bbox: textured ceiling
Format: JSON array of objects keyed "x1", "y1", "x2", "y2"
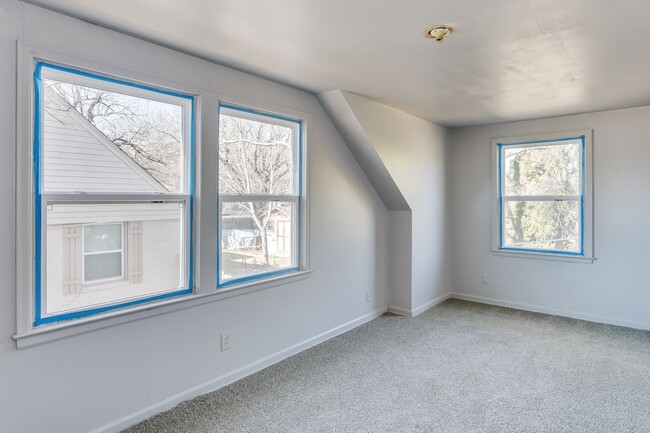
[{"x1": 25, "y1": 0, "x2": 650, "y2": 127}]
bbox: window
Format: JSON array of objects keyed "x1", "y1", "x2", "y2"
[
  {"x1": 217, "y1": 105, "x2": 302, "y2": 287},
  {"x1": 34, "y1": 62, "x2": 194, "y2": 325},
  {"x1": 16, "y1": 48, "x2": 310, "y2": 343},
  {"x1": 83, "y1": 223, "x2": 124, "y2": 284},
  {"x1": 493, "y1": 131, "x2": 593, "y2": 259}
]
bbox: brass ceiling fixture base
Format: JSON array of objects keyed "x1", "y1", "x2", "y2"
[{"x1": 424, "y1": 25, "x2": 453, "y2": 42}]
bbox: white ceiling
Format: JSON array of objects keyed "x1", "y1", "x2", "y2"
[{"x1": 26, "y1": 0, "x2": 650, "y2": 127}]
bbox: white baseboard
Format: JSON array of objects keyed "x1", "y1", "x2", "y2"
[
  {"x1": 90, "y1": 306, "x2": 388, "y2": 433},
  {"x1": 451, "y1": 292, "x2": 650, "y2": 331},
  {"x1": 412, "y1": 293, "x2": 451, "y2": 317},
  {"x1": 389, "y1": 293, "x2": 451, "y2": 317},
  {"x1": 387, "y1": 305, "x2": 411, "y2": 316}
]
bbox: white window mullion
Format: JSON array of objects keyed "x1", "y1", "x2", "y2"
[
  {"x1": 502, "y1": 195, "x2": 580, "y2": 202},
  {"x1": 219, "y1": 194, "x2": 298, "y2": 203},
  {"x1": 42, "y1": 193, "x2": 190, "y2": 204}
]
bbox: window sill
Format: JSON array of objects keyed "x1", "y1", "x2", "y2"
[
  {"x1": 13, "y1": 270, "x2": 313, "y2": 349},
  {"x1": 491, "y1": 249, "x2": 594, "y2": 264}
]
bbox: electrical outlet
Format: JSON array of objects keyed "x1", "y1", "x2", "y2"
[
  {"x1": 220, "y1": 333, "x2": 231, "y2": 351},
  {"x1": 366, "y1": 291, "x2": 370, "y2": 302},
  {"x1": 482, "y1": 273, "x2": 489, "y2": 285}
]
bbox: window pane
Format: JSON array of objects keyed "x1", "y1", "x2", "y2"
[
  {"x1": 503, "y1": 142, "x2": 580, "y2": 196},
  {"x1": 84, "y1": 224, "x2": 122, "y2": 253},
  {"x1": 218, "y1": 113, "x2": 294, "y2": 195},
  {"x1": 45, "y1": 202, "x2": 184, "y2": 316},
  {"x1": 220, "y1": 201, "x2": 296, "y2": 283},
  {"x1": 503, "y1": 200, "x2": 580, "y2": 252},
  {"x1": 84, "y1": 252, "x2": 122, "y2": 282},
  {"x1": 42, "y1": 67, "x2": 185, "y2": 193}
]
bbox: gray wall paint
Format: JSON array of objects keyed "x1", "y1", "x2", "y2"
[
  {"x1": 318, "y1": 90, "x2": 410, "y2": 211},
  {"x1": 339, "y1": 92, "x2": 451, "y2": 311},
  {"x1": 0, "y1": 2, "x2": 390, "y2": 432},
  {"x1": 450, "y1": 106, "x2": 650, "y2": 329}
]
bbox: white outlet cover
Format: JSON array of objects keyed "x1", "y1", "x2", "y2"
[{"x1": 221, "y1": 333, "x2": 231, "y2": 351}]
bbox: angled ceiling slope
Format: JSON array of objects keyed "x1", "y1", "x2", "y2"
[{"x1": 319, "y1": 90, "x2": 409, "y2": 211}]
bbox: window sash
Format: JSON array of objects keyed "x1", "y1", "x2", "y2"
[
  {"x1": 217, "y1": 197, "x2": 300, "y2": 286},
  {"x1": 217, "y1": 106, "x2": 302, "y2": 287},
  {"x1": 34, "y1": 62, "x2": 195, "y2": 323},
  {"x1": 498, "y1": 139, "x2": 585, "y2": 255},
  {"x1": 219, "y1": 194, "x2": 298, "y2": 203},
  {"x1": 502, "y1": 195, "x2": 580, "y2": 201},
  {"x1": 218, "y1": 106, "x2": 301, "y2": 197},
  {"x1": 38, "y1": 195, "x2": 192, "y2": 321},
  {"x1": 38, "y1": 63, "x2": 194, "y2": 195},
  {"x1": 41, "y1": 193, "x2": 190, "y2": 204},
  {"x1": 499, "y1": 198, "x2": 583, "y2": 254}
]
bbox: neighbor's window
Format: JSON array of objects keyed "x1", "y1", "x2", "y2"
[
  {"x1": 35, "y1": 62, "x2": 194, "y2": 325},
  {"x1": 217, "y1": 105, "x2": 302, "y2": 286},
  {"x1": 495, "y1": 132, "x2": 592, "y2": 257},
  {"x1": 83, "y1": 223, "x2": 124, "y2": 284}
]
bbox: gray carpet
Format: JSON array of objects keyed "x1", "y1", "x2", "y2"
[{"x1": 124, "y1": 299, "x2": 650, "y2": 433}]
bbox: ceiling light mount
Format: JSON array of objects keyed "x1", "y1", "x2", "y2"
[{"x1": 424, "y1": 25, "x2": 453, "y2": 42}]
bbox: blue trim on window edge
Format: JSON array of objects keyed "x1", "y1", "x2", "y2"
[
  {"x1": 33, "y1": 61, "x2": 195, "y2": 327},
  {"x1": 498, "y1": 143, "x2": 504, "y2": 250},
  {"x1": 36, "y1": 61, "x2": 195, "y2": 100},
  {"x1": 218, "y1": 267, "x2": 301, "y2": 289},
  {"x1": 35, "y1": 288, "x2": 193, "y2": 326},
  {"x1": 497, "y1": 136, "x2": 586, "y2": 257},
  {"x1": 34, "y1": 63, "x2": 43, "y2": 325},
  {"x1": 216, "y1": 103, "x2": 303, "y2": 289},
  {"x1": 498, "y1": 247, "x2": 584, "y2": 256}
]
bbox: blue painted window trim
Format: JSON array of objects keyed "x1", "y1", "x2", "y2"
[
  {"x1": 497, "y1": 136, "x2": 586, "y2": 257},
  {"x1": 33, "y1": 61, "x2": 195, "y2": 326},
  {"x1": 217, "y1": 104, "x2": 303, "y2": 288}
]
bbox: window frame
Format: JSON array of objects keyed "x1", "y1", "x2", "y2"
[
  {"x1": 217, "y1": 104, "x2": 304, "y2": 288},
  {"x1": 82, "y1": 223, "x2": 125, "y2": 285},
  {"x1": 30, "y1": 60, "x2": 195, "y2": 326},
  {"x1": 14, "y1": 43, "x2": 311, "y2": 348},
  {"x1": 491, "y1": 130, "x2": 594, "y2": 262}
]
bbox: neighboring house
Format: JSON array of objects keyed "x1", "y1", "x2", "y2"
[
  {"x1": 43, "y1": 88, "x2": 181, "y2": 314},
  {"x1": 267, "y1": 208, "x2": 291, "y2": 257},
  {"x1": 221, "y1": 208, "x2": 291, "y2": 257}
]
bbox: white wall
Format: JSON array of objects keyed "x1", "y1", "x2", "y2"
[
  {"x1": 0, "y1": 2, "x2": 390, "y2": 432},
  {"x1": 450, "y1": 106, "x2": 650, "y2": 329},
  {"x1": 340, "y1": 92, "x2": 451, "y2": 312}
]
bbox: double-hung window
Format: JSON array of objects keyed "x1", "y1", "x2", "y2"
[
  {"x1": 17, "y1": 49, "x2": 310, "y2": 345},
  {"x1": 493, "y1": 131, "x2": 593, "y2": 260},
  {"x1": 217, "y1": 105, "x2": 302, "y2": 287},
  {"x1": 33, "y1": 62, "x2": 194, "y2": 325}
]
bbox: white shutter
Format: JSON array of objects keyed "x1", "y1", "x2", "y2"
[
  {"x1": 62, "y1": 226, "x2": 82, "y2": 295},
  {"x1": 127, "y1": 221, "x2": 144, "y2": 284}
]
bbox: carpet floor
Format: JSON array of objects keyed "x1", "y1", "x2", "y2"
[{"x1": 124, "y1": 299, "x2": 650, "y2": 433}]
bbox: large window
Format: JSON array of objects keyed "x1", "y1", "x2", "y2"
[
  {"x1": 16, "y1": 50, "x2": 310, "y2": 343},
  {"x1": 493, "y1": 131, "x2": 593, "y2": 259},
  {"x1": 217, "y1": 105, "x2": 302, "y2": 287},
  {"x1": 34, "y1": 62, "x2": 194, "y2": 325}
]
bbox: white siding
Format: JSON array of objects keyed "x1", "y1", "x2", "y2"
[
  {"x1": 47, "y1": 202, "x2": 181, "y2": 225},
  {"x1": 42, "y1": 89, "x2": 166, "y2": 193},
  {"x1": 45, "y1": 219, "x2": 181, "y2": 315}
]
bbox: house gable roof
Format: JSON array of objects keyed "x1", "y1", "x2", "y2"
[{"x1": 42, "y1": 87, "x2": 168, "y2": 193}]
